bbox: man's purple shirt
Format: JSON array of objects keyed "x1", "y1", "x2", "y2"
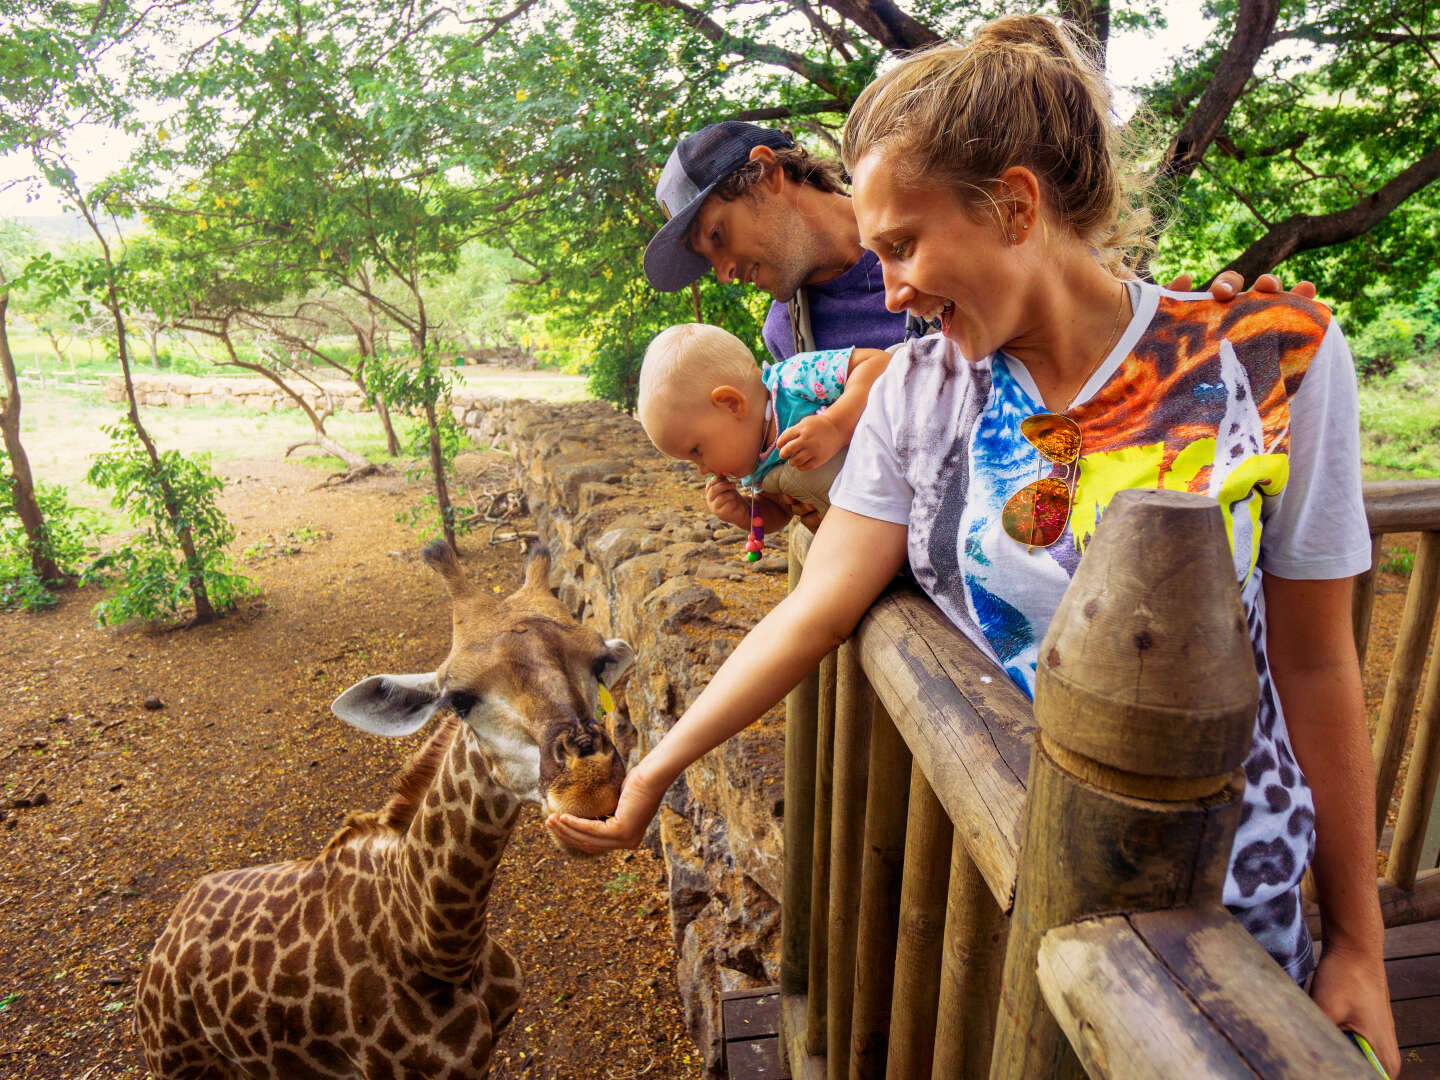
[{"x1": 761, "y1": 249, "x2": 908, "y2": 362}]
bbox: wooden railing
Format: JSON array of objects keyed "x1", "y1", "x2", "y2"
[{"x1": 775, "y1": 480, "x2": 1440, "y2": 1079}]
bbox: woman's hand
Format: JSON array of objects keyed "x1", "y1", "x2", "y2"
[
  {"x1": 545, "y1": 760, "x2": 670, "y2": 853},
  {"x1": 778, "y1": 413, "x2": 844, "y2": 471},
  {"x1": 1310, "y1": 939, "x2": 1401, "y2": 1077},
  {"x1": 705, "y1": 475, "x2": 751, "y2": 529},
  {"x1": 1165, "y1": 270, "x2": 1317, "y2": 301}
]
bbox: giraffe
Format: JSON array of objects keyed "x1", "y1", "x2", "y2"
[{"x1": 135, "y1": 541, "x2": 634, "y2": 1080}]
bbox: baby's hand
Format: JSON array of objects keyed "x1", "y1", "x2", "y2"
[
  {"x1": 777, "y1": 414, "x2": 843, "y2": 471},
  {"x1": 705, "y1": 475, "x2": 752, "y2": 529}
]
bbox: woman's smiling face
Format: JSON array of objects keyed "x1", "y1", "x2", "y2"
[{"x1": 851, "y1": 149, "x2": 1026, "y2": 362}]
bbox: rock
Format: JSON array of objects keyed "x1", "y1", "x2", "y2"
[
  {"x1": 142, "y1": 696, "x2": 164, "y2": 710},
  {"x1": 641, "y1": 579, "x2": 721, "y2": 631}
]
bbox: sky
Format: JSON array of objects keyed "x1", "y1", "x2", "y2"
[{"x1": 0, "y1": 1, "x2": 1216, "y2": 218}]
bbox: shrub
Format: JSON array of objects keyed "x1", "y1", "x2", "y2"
[
  {"x1": 0, "y1": 455, "x2": 98, "y2": 611},
  {"x1": 85, "y1": 424, "x2": 256, "y2": 625}
]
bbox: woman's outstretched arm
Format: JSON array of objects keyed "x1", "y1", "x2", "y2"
[
  {"x1": 547, "y1": 509, "x2": 909, "y2": 852},
  {"x1": 1264, "y1": 573, "x2": 1399, "y2": 1078}
]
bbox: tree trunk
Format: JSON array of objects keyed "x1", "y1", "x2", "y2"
[
  {"x1": 352, "y1": 356, "x2": 401, "y2": 456},
  {"x1": 1153, "y1": 0, "x2": 1282, "y2": 192},
  {"x1": 1059, "y1": 0, "x2": 1110, "y2": 63},
  {"x1": 216, "y1": 344, "x2": 375, "y2": 473},
  {"x1": 0, "y1": 284, "x2": 65, "y2": 586},
  {"x1": 78, "y1": 209, "x2": 216, "y2": 625},
  {"x1": 423, "y1": 399, "x2": 456, "y2": 551}
]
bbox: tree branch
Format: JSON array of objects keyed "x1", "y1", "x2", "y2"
[
  {"x1": 726, "y1": 97, "x2": 850, "y2": 121},
  {"x1": 812, "y1": 0, "x2": 940, "y2": 53},
  {"x1": 1219, "y1": 142, "x2": 1440, "y2": 278},
  {"x1": 650, "y1": 0, "x2": 847, "y2": 95},
  {"x1": 1154, "y1": 0, "x2": 1281, "y2": 190}
]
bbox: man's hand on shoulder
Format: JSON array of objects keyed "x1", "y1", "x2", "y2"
[{"x1": 1165, "y1": 271, "x2": 1317, "y2": 302}]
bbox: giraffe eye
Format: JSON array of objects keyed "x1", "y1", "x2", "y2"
[{"x1": 448, "y1": 691, "x2": 479, "y2": 715}]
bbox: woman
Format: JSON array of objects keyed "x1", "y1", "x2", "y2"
[{"x1": 551, "y1": 15, "x2": 1398, "y2": 1071}]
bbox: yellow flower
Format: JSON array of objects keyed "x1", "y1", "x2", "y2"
[
  {"x1": 717, "y1": 60, "x2": 727, "y2": 72},
  {"x1": 515, "y1": 88, "x2": 528, "y2": 101}
]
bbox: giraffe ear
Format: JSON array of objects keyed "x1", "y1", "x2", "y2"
[
  {"x1": 332, "y1": 673, "x2": 441, "y2": 737},
  {"x1": 598, "y1": 638, "x2": 635, "y2": 687}
]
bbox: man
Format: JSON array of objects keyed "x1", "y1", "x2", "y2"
[{"x1": 642, "y1": 122, "x2": 1304, "y2": 360}]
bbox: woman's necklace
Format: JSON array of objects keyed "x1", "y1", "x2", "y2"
[{"x1": 1060, "y1": 281, "x2": 1130, "y2": 412}]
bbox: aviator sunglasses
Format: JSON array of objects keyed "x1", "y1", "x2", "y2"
[{"x1": 1001, "y1": 413, "x2": 1082, "y2": 548}]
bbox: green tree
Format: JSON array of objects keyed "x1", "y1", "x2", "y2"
[
  {"x1": 134, "y1": 0, "x2": 503, "y2": 545},
  {"x1": 4, "y1": 0, "x2": 252, "y2": 624}
]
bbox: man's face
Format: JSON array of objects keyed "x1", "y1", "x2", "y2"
[{"x1": 687, "y1": 187, "x2": 824, "y2": 302}]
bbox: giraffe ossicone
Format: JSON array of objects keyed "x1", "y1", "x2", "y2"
[{"x1": 136, "y1": 542, "x2": 633, "y2": 1079}]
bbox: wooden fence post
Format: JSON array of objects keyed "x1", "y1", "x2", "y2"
[
  {"x1": 989, "y1": 490, "x2": 1260, "y2": 1080},
  {"x1": 848, "y1": 703, "x2": 911, "y2": 1080},
  {"x1": 806, "y1": 649, "x2": 839, "y2": 1053},
  {"x1": 827, "y1": 642, "x2": 874, "y2": 1080},
  {"x1": 783, "y1": 534, "x2": 821, "y2": 999}
]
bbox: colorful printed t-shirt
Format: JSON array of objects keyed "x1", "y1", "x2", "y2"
[
  {"x1": 830, "y1": 283, "x2": 1371, "y2": 981},
  {"x1": 739, "y1": 347, "x2": 851, "y2": 491},
  {"x1": 762, "y1": 250, "x2": 907, "y2": 362}
]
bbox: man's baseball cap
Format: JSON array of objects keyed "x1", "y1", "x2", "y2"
[{"x1": 643, "y1": 122, "x2": 795, "y2": 292}]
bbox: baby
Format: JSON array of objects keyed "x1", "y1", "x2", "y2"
[{"x1": 637, "y1": 323, "x2": 889, "y2": 540}]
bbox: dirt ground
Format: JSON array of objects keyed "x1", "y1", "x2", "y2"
[
  {"x1": 0, "y1": 405, "x2": 1430, "y2": 1080},
  {"x1": 0, "y1": 449, "x2": 704, "y2": 1080}
]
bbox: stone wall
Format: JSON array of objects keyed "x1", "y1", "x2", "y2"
[
  {"x1": 464, "y1": 398, "x2": 788, "y2": 1076},
  {"x1": 104, "y1": 373, "x2": 377, "y2": 413}
]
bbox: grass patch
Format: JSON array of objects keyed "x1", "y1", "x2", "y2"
[{"x1": 1358, "y1": 360, "x2": 1440, "y2": 478}]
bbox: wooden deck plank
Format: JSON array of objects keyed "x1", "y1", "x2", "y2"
[
  {"x1": 1384, "y1": 919, "x2": 1440, "y2": 961},
  {"x1": 1401, "y1": 1044, "x2": 1440, "y2": 1080},
  {"x1": 1394, "y1": 997, "x2": 1440, "y2": 1050},
  {"x1": 1387, "y1": 954, "x2": 1440, "y2": 1003},
  {"x1": 722, "y1": 991, "x2": 782, "y2": 1040},
  {"x1": 726, "y1": 1037, "x2": 786, "y2": 1079}
]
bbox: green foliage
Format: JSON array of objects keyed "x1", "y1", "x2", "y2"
[
  {"x1": 1358, "y1": 359, "x2": 1440, "y2": 478},
  {"x1": 0, "y1": 452, "x2": 98, "y2": 611},
  {"x1": 1148, "y1": 0, "x2": 1440, "y2": 330},
  {"x1": 1347, "y1": 270, "x2": 1440, "y2": 378},
  {"x1": 84, "y1": 424, "x2": 256, "y2": 625},
  {"x1": 1379, "y1": 545, "x2": 1414, "y2": 577}
]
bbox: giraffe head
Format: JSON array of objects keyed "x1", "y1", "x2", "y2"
[{"x1": 331, "y1": 542, "x2": 633, "y2": 847}]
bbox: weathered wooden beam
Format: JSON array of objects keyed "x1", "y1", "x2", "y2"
[
  {"x1": 782, "y1": 532, "x2": 822, "y2": 999},
  {"x1": 1388, "y1": 618, "x2": 1440, "y2": 888},
  {"x1": 806, "y1": 649, "x2": 838, "y2": 1055},
  {"x1": 854, "y1": 588, "x2": 1032, "y2": 910},
  {"x1": 847, "y1": 703, "x2": 910, "y2": 1080},
  {"x1": 827, "y1": 641, "x2": 873, "y2": 1080},
  {"x1": 1306, "y1": 866, "x2": 1440, "y2": 934},
  {"x1": 883, "y1": 763, "x2": 951, "y2": 1080},
  {"x1": 1372, "y1": 530, "x2": 1440, "y2": 836},
  {"x1": 990, "y1": 491, "x2": 1257, "y2": 1080},
  {"x1": 1363, "y1": 481, "x2": 1440, "y2": 533},
  {"x1": 1038, "y1": 909, "x2": 1375, "y2": 1079}
]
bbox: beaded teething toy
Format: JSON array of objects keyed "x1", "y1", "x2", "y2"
[
  {"x1": 744, "y1": 498, "x2": 765, "y2": 564},
  {"x1": 736, "y1": 381, "x2": 775, "y2": 567}
]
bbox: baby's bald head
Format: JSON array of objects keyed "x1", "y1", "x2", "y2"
[{"x1": 637, "y1": 323, "x2": 766, "y2": 437}]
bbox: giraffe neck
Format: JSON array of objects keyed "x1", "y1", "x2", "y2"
[{"x1": 388, "y1": 722, "x2": 522, "y2": 982}]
